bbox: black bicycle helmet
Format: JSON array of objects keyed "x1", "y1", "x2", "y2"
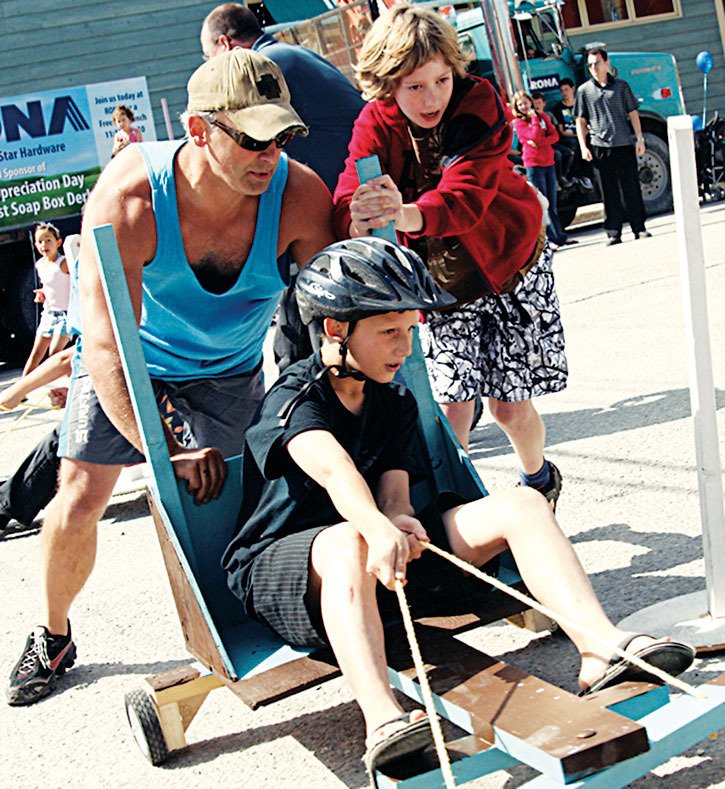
[{"x1": 296, "y1": 237, "x2": 456, "y2": 325}]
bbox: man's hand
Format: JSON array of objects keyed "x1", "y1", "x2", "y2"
[
  {"x1": 635, "y1": 138, "x2": 646, "y2": 157},
  {"x1": 33, "y1": 289, "x2": 46, "y2": 304},
  {"x1": 581, "y1": 145, "x2": 593, "y2": 162},
  {"x1": 170, "y1": 446, "x2": 227, "y2": 505}
]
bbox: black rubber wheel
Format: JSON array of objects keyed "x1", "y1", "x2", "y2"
[
  {"x1": 639, "y1": 132, "x2": 672, "y2": 216},
  {"x1": 124, "y1": 688, "x2": 169, "y2": 766}
]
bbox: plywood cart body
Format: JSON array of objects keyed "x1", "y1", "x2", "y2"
[{"x1": 92, "y1": 225, "x2": 725, "y2": 787}]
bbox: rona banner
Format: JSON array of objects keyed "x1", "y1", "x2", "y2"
[{"x1": 0, "y1": 77, "x2": 156, "y2": 230}]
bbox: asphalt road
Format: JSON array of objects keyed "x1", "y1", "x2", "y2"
[{"x1": 1, "y1": 203, "x2": 724, "y2": 788}]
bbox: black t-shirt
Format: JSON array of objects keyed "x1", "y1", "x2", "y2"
[
  {"x1": 222, "y1": 352, "x2": 425, "y2": 608},
  {"x1": 552, "y1": 100, "x2": 577, "y2": 137}
]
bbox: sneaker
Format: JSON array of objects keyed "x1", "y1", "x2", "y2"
[
  {"x1": 559, "y1": 177, "x2": 574, "y2": 188},
  {"x1": 541, "y1": 462, "x2": 563, "y2": 513},
  {"x1": 606, "y1": 235, "x2": 622, "y2": 247},
  {"x1": 7, "y1": 624, "x2": 76, "y2": 706},
  {"x1": 577, "y1": 176, "x2": 594, "y2": 191},
  {"x1": 635, "y1": 230, "x2": 652, "y2": 239}
]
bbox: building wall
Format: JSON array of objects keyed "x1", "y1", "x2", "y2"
[
  {"x1": 568, "y1": 0, "x2": 725, "y2": 123},
  {"x1": 0, "y1": 0, "x2": 220, "y2": 140}
]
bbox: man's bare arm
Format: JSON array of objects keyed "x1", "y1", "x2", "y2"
[
  {"x1": 282, "y1": 161, "x2": 336, "y2": 268},
  {"x1": 576, "y1": 117, "x2": 593, "y2": 161},
  {"x1": 79, "y1": 148, "x2": 226, "y2": 503},
  {"x1": 78, "y1": 147, "x2": 156, "y2": 454}
]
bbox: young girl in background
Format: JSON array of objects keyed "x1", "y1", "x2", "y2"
[
  {"x1": 21, "y1": 223, "x2": 71, "y2": 377},
  {"x1": 511, "y1": 90, "x2": 571, "y2": 247},
  {"x1": 111, "y1": 104, "x2": 143, "y2": 156}
]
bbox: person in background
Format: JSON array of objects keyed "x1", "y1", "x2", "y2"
[
  {"x1": 111, "y1": 105, "x2": 143, "y2": 157},
  {"x1": 511, "y1": 91, "x2": 574, "y2": 248},
  {"x1": 552, "y1": 78, "x2": 593, "y2": 191},
  {"x1": 575, "y1": 49, "x2": 651, "y2": 246},
  {"x1": 20, "y1": 223, "x2": 71, "y2": 378},
  {"x1": 531, "y1": 91, "x2": 573, "y2": 190}
]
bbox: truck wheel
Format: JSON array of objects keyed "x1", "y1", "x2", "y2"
[
  {"x1": 124, "y1": 688, "x2": 169, "y2": 766},
  {"x1": 639, "y1": 133, "x2": 672, "y2": 216}
]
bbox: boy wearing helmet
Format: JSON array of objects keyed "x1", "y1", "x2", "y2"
[{"x1": 223, "y1": 238, "x2": 694, "y2": 782}]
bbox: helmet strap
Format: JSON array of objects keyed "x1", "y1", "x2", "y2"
[{"x1": 334, "y1": 321, "x2": 367, "y2": 381}]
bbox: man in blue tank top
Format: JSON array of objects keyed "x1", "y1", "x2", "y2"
[
  {"x1": 200, "y1": 3, "x2": 367, "y2": 370},
  {"x1": 7, "y1": 48, "x2": 334, "y2": 707}
]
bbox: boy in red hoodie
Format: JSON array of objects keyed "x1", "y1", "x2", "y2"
[{"x1": 333, "y1": 2, "x2": 566, "y2": 506}]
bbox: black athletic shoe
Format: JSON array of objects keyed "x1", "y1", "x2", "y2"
[{"x1": 7, "y1": 623, "x2": 76, "y2": 706}]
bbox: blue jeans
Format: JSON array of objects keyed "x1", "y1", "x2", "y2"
[{"x1": 526, "y1": 165, "x2": 566, "y2": 245}]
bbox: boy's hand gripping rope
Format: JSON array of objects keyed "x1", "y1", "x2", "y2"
[
  {"x1": 421, "y1": 542, "x2": 705, "y2": 700},
  {"x1": 394, "y1": 579, "x2": 456, "y2": 788}
]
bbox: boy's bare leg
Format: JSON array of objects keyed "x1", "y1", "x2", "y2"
[
  {"x1": 42, "y1": 459, "x2": 121, "y2": 635},
  {"x1": 439, "y1": 400, "x2": 475, "y2": 453},
  {"x1": 443, "y1": 487, "x2": 633, "y2": 690},
  {"x1": 310, "y1": 524, "x2": 423, "y2": 738},
  {"x1": 487, "y1": 398, "x2": 546, "y2": 474}
]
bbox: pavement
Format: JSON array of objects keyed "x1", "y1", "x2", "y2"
[{"x1": 1, "y1": 203, "x2": 724, "y2": 788}]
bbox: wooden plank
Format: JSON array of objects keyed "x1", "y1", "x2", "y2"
[
  {"x1": 223, "y1": 650, "x2": 340, "y2": 710},
  {"x1": 149, "y1": 494, "x2": 234, "y2": 681},
  {"x1": 521, "y1": 677, "x2": 725, "y2": 787},
  {"x1": 386, "y1": 627, "x2": 650, "y2": 784}
]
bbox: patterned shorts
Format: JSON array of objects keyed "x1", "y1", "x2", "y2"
[
  {"x1": 418, "y1": 243, "x2": 568, "y2": 403},
  {"x1": 37, "y1": 309, "x2": 68, "y2": 338}
]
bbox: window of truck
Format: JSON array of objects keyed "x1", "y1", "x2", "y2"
[{"x1": 563, "y1": 0, "x2": 681, "y2": 31}]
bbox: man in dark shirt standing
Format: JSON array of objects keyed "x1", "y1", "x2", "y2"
[{"x1": 575, "y1": 48, "x2": 651, "y2": 246}]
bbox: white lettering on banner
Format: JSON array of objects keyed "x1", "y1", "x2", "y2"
[{"x1": 530, "y1": 74, "x2": 561, "y2": 90}]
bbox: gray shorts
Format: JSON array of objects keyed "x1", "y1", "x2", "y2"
[
  {"x1": 418, "y1": 243, "x2": 568, "y2": 403},
  {"x1": 248, "y1": 499, "x2": 488, "y2": 650},
  {"x1": 58, "y1": 352, "x2": 265, "y2": 465}
]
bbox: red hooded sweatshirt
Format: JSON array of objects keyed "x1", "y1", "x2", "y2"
[
  {"x1": 333, "y1": 76, "x2": 543, "y2": 294},
  {"x1": 512, "y1": 111, "x2": 558, "y2": 168}
]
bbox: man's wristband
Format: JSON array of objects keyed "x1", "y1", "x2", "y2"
[{"x1": 636, "y1": 136, "x2": 645, "y2": 142}]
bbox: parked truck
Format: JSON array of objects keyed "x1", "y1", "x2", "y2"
[{"x1": 271, "y1": 0, "x2": 686, "y2": 226}]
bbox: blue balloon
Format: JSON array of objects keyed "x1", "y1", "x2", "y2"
[
  {"x1": 691, "y1": 114, "x2": 704, "y2": 131},
  {"x1": 696, "y1": 51, "x2": 714, "y2": 74}
]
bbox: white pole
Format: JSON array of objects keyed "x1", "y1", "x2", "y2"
[
  {"x1": 668, "y1": 114, "x2": 725, "y2": 617},
  {"x1": 160, "y1": 98, "x2": 175, "y2": 141}
]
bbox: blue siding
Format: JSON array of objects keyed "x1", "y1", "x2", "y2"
[
  {"x1": 0, "y1": 0, "x2": 213, "y2": 140},
  {"x1": 568, "y1": 0, "x2": 725, "y2": 122}
]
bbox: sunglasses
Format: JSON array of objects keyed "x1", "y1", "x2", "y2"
[{"x1": 210, "y1": 119, "x2": 299, "y2": 151}]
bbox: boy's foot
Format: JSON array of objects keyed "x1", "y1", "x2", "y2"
[
  {"x1": 576, "y1": 176, "x2": 594, "y2": 190},
  {"x1": 635, "y1": 230, "x2": 652, "y2": 239},
  {"x1": 7, "y1": 624, "x2": 76, "y2": 706},
  {"x1": 540, "y1": 462, "x2": 563, "y2": 512},
  {"x1": 364, "y1": 712, "x2": 432, "y2": 785},
  {"x1": 578, "y1": 634, "x2": 695, "y2": 696},
  {"x1": 518, "y1": 462, "x2": 563, "y2": 512},
  {"x1": 605, "y1": 235, "x2": 622, "y2": 246}
]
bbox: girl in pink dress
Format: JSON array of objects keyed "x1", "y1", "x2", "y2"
[{"x1": 111, "y1": 104, "x2": 143, "y2": 157}]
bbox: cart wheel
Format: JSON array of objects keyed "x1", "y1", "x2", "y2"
[{"x1": 124, "y1": 688, "x2": 169, "y2": 766}]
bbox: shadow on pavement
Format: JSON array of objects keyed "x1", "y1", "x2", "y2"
[{"x1": 471, "y1": 388, "x2": 725, "y2": 459}]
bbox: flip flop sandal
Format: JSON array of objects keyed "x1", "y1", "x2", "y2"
[
  {"x1": 364, "y1": 713, "x2": 432, "y2": 787},
  {"x1": 579, "y1": 634, "x2": 696, "y2": 696}
]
